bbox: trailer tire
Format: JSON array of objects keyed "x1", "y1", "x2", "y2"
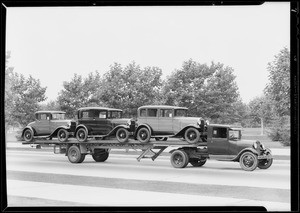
[
  {"x1": 190, "y1": 158, "x2": 207, "y2": 167},
  {"x1": 76, "y1": 128, "x2": 88, "y2": 142},
  {"x1": 184, "y1": 127, "x2": 200, "y2": 144},
  {"x1": 57, "y1": 129, "x2": 69, "y2": 142},
  {"x1": 92, "y1": 149, "x2": 109, "y2": 162},
  {"x1": 170, "y1": 150, "x2": 189, "y2": 168},
  {"x1": 78, "y1": 154, "x2": 86, "y2": 163},
  {"x1": 258, "y1": 157, "x2": 273, "y2": 169},
  {"x1": 239, "y1": 151, "x2": 258, "y2": 171},
  {"x1": 68, "y1": 145, "x2": 84, "y2": 163},
  {"x1": 23, "y1": 129, "x2": 34, "y2": 142},
  {"x1": 137, "y1": 127, "x2": 151, "y2": 143},
  {"x1": 116, "y1": 128, "x2": 129, "y2": 143}
]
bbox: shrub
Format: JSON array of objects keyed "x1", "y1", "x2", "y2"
[{"x1": 266, "y1": 116, "x2": 290, "y2": 146}]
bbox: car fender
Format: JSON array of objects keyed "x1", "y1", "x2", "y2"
[
  {"x1": 232, "y1": 147, "x2": 260, "y2": 161},
  {"x1": 106, "y1": 124, "x2": 130, "y2": 136},
  {"x1": 174, "y1": 124, "x2": 201, "y2": 137},
  {"x1": 21, "y1": 126, "x2": 36, "y2": 137},
  {"x1": 134, "y1": 124, "x2": 153, "y2": 137},
  {"x1": 75, "y1": 124, "x2": 89, "y2": 135},
  {"x1": 49, "y1": 126, "x2": 72, "y2": 137}
]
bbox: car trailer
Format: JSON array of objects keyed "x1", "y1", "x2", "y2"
[{"x1": 22, "y1": 138, "x2": 208, "y2": 168}]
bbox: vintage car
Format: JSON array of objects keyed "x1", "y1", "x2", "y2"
[
  {"x1": 75, "y1": 107, "x2": 135, "y2": 143},
  {"x1": 22, "y1": 111, "x2": 76, "y2": 142},
  {"x1": 135, "y1": 105, "x2": 205, "y2": 143}
]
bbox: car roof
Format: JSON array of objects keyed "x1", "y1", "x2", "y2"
[
  {"x1": 77, "y1": 107, "x2": 123, "y2": 112},
  {"x1": 35, "y1": 111, "x2": 66, "y2": 114},
  {"x1": 138, "y1": 105, "x2": 188, "y2": 110}
]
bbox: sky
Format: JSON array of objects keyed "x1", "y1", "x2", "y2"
[{"x1": 6, "y1": 2, "x2": 290, "y2": 104}]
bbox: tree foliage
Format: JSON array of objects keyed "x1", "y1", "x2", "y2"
[
  {"x1": 97, "y1": 62, "x2": 163, "y2": 117},
  {"x1": 248, "y1": 95, "x2": 274, "y2": 126},
  {"x1": 162, "y1": 59, "x2": 241, "y2": 123},
  {"x1": 5, "y1": 51, "x2": 15, "y2": 127},
  {"x1": 57, "y1": 71, "x2": 102, "y2": 118}
]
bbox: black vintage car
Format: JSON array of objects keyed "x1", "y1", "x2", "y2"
[{"x1": 75, "y1": 107, "x2": 135, "y2": 143}]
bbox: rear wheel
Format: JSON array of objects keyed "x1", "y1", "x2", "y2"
[
  {"x1": 170, "y1": 150, "x2": 189, "y2": 168},
  {"x1": 23, "y1": 129, "x2": 34, "y2": 142},
  {"x1": 190, "y1": 158, "x2": 207, "y2": 167},
  {"x1": 92, "y1": 149, "x2": 109, "y2": 162},
  {"x1": 76, "y1": 128, "x2": 88, "y2": 142},
  {"x1": 137, "y1": 127, "x2": 151, "y2": 143},
  {"x1": 57, "y1": 129, "x2": 69, "y2": 142},
  {"x1": 239, "y1": 151, "x2": 258, "y2": 171},
  {"x1": 67, "y1": 145, "x2": 84, "y2": 163},
  {"x1": 116, "y1": 128, "x2": 129, "y2": 143},
  {"x1": 184, "y1": 128, "x2": 200, "y2": 144}
]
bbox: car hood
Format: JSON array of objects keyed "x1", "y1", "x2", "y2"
[{"x1": 234, "y1": 139, "x2": 256, "y2": 149}]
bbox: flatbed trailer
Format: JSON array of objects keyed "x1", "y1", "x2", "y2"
[{"x1": 22, "y1": 138, "x2": 209, "y2": 168}]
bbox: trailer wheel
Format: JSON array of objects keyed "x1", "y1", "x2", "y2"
[
  {"x1": 68, "y1": 145, "x2": 84, "y2": 163},
  {"x1": 23, "y1": 129, "x2": 34, "y2": 142},
  {"x1": 137, "y1": 127, "x2": 151, "y2": 143},
  {"x1": 239, "y1": 151, "x2": 258, "y2": 171},
  {"x1": 57, "y1": 129, "x2": 69, "y2": 142},
  {"x1": 92, "y1": 149, "x2": 109, "y2": 162},
  {"x1": 76, "y1": 128, "x2": 88, "y2": 142},
  {"x1": 170, "y1": 150, "x2": 189, "y2": 168},
  {"x1": 190, "y1": 158, "x2": 207, "y2": 167},
  {"x1": 184, "y1": 127, "x2": 200, "y2": 144},
  {"x1": 116, "y1": 128, "x2": 129, "y2": 143},
  {"x1": 258, "y1": 157, "x2": 273, "y2": 169}
]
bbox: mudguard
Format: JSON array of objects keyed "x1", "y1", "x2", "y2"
[
  {"x1": 49, "y1": 125, "x2": 73, "y2": 137},
  {"x1": 21, "y1": 126, "x2": 36, "y2": 137},
  {"x1": 106, "y1": 124, "x2": 130, "y2": 136},
  {"x1": 174, "y1": 124, "x2": 201, "y2": 137},
  {"x1": 75, "y1": 124, "x2": 89, "y2": 135},
  {"x1": 232, "y1": 147, "x2": 259, "y2": 161}
]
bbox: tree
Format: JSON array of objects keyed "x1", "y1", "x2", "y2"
[
  {"x1": 8, "y1": 72, "x2": 47, "y2": 127},
  {"x1": 162, "y1": 59, "x2": 241, "y2": 123},
  {"x1": 98, "y1": 62, "x2": 163, "y2": 117},
  {"x1": 57, "y1": 71, "x2": 103, "y2": 118},
  {"x1": 5, "y1": 51, "x2": 15, "y2": 128},
  {"x1": 39, "y1": 100, "x2": 61, "y2": 111},
  {"x1": 265, "y1": 47, "x2": 290, "y2": 116}
]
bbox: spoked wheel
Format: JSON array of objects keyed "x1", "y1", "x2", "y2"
[
  {"x1": 57, "y1": 128, "x2": 69, "y2": 142},
  {"x1": 92, "y1": 149, "x2": 109, "y2": 162},
  {"x1": 258, "y1": 157, "x2": 273, "y2": 169},
  {"x1": 137, "y1": 127, "x2": 151, "y2": 143},
  {"x1": 190, "y1": 158, "x2": 207, "y2": 167},
  {"x1": 76, "y1": 128, "x2": 88, "y2": 142},
  {"x1": 68, "y1": 145, "x2": 85, "y2": 163},
  {"x1": 116, "y1": 128, "x2": 129, "y2": 143},
  {"x1": 170, "y1": 150, "x2": 189, "y2": 168},
  {"x1": 23, "y1": 129, "x2": 34, "y2": 142},
  {"x1": 239, "y1": 151, "x2": 258, "y2": 171},
  {"x1": 184, "y1": 128, "x2": 200, "y2": 144}
]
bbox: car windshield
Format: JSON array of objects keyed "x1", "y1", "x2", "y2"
[
  {"x1": 52, "y1": 113, "x2": 65, "y2": 120},
  {"x1": 229, "y1": 130, "x2": 241, "y2": 140},
  {"x1": 174, "y1": 109, "x2": 187, "y2": 117},
  {"x1": 109, "y1": 111, "x2": 122, "y2": 119}
]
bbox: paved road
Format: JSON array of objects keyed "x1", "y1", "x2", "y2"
[{"x1": 5, "y1": 147, "x2": 290, "y2": 211}]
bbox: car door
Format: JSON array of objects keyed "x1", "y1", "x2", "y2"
[
  {"x1": 207, "y1": 127, "x2": 229, "y2": 155},
  {"x1": 94, "y1": 110, "x2": 110, "y2": 135},
  {"x1": 146, "y1": 108, "x2": 159, "y2": 134},
  {"x1": 34, "y1": 113, "x2": 50, "y2": 135},
  {"x1": 158, "y1": 108, "x2": 173, "y2": 135}
]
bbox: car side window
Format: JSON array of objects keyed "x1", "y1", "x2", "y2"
[
  {"x1": 99, "y1": 111, "x2": 107, "y2": 119},
  {"x1": 140, "y1": 109, "x2": 146, "y2": 117},
  {"x1": 160, "y1": 109, "x2": 173, "y2": 117},
  {"x1": 148, "y1": 109, "x2": 157, "y2": 117},
  {"x1": 212, "y1": 128, "x2": 227, "y2": 138},
  {"x1": 82, "y1": 111, "x2": 89, "y2": 118},
  {"x1": 40, "y1": 114, "x2": 47, "y2": 120}
]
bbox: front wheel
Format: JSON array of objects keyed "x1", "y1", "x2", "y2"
[
  {"x1": 23, "y1": 129, "x2": 34, "y2": 142},
  {"x1": 170, "y1": 150, "x2": 189, "y2": 168},
  {"x1": 116, "y1": 128, "x2": 129, "y2": 143},
  {"x1": 239, "y1": 151, "x2": 258, "y2": 171},
  {"x1": 57, "y1": 129, "x2": 69, "y2": 142},
  {"x1": 76, "y1": 128, "x2": 88, "y2": 142},
  {"x1": 190, "y1": 158, "x2": 207, "y2": 167},
  {"x1": 184, "y1": 127, "x2": 200, "y2": 144},
  {"x1": 258, "y1": 157, "x2": 273, "y2": 169},
  {"x1": 67, "y1": 145, "x2": 84, "y2": 163},
  {"x1": 137, "y1": 127, "x2": 151, "y2": 143}
]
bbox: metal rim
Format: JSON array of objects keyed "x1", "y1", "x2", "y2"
[
  {"x1": 138, "y1": 129, "x2": 149, "y2": 141},
  {"x1": 24, "y1": 130, "x2": 32, "y2": 140},
  {"x1": 117, "y1": 129, "x2": 127, "y2": 139},
  {"x1": 77, "y1": 129, "x2": 86, "y2": 141},
  {"x1": 58, "y1": 129, "x2": 67, "y2": 139},
  {"x1": 242, "y1": 154, "x2": 255, "y2": 168},
  {"x1": 173, "y1": 153, "x2": 184, "y2": 166}
]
